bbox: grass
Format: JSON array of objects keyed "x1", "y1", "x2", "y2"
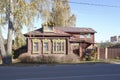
[
  {"x1": 109, "y1": 59, "x2": 120, "y2": 63},
  {"x1": 12, "y1": 59, "x2": 21, "y2": 64}
]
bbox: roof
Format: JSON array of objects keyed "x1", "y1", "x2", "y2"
[
  {"x1": 24, "y1": 28, "x2": 70, "y2": 37},
  {"x1": 54, "y1": 27, "x2": 96, "y2": 33},
  {"x1": 24, "y1": 27, "x2": 96, "y2": 37}
]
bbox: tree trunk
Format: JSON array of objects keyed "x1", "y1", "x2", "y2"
[
  {"x1": 5, "y1": 0, "x2": 14, "y2": 64},
  {"x1": 5, "y1": 20, "x2": 14, "y2": 64},
  {"x1": 1, "y1": 0, "x2": 14, "y2": 64},
  {"x1": 0, "y1": 26, "x2": 7, "y2": 64}
]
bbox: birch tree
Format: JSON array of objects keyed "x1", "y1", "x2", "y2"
[{"x1": 0, "y1": 0, "x2": 50, "y2": 64}]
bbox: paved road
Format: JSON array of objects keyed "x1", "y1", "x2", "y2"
[{"x1": 0, "y1": 63, "x2": 120, "y2": 80}]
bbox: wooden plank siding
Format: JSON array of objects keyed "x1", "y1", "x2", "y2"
[
  {"x1": 24, "y1": 27, "x2": 96, "y2": 59},
  {"x1": 27, "y1": 37, "x2": 68, "y2": 56},
  {"x1": 98, "y1": 47, "x2": 120, "y2": 60}
]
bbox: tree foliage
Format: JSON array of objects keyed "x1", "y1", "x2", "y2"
[
  {"x1": 97, "y1": 41, "x2": 113, "y2": 48},
  {"x1": 0, "y1": 0, "x2": 75, "y2": 64},
  {"x1": 42, "y1": 0, "x2": 76, "y2": 27},
  {"x1": 98, "y1": 41, "x2": 120, "y2": 48},
  {"x1": 0, "y1": 0, "x2": 50, "y2": 64}
]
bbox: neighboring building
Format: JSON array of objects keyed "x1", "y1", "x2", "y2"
[
  {"x1": 110, "y1": 36, "x2": 120, "y2": 43},
  {"x1": 24, "y1": 26, "x2": 96, "y2": 59},
  {"x1": 118, "y1": 36, "x2": 120, "y2": 42}
]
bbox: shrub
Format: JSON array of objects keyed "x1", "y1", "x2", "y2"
[
  {"x1": 57, "y1": 54, "x2": 80, "y2": 63},
  {"x1": 115, "y1": 56, "x2": 120, "y2": 60},
  {"x1": 18, "y1": 53, "x2": 81, "y2": 64},
  {"x1": 18, "y1": 54, "x2": 57, "y2": 64}
]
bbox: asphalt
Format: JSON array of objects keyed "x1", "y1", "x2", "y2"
[{"x1": 0, "y1": 63, "x2": 120, "y2": 80}]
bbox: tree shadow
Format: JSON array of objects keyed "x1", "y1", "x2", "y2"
[{"x1": 13, "y1": 45, "x2": 27, "y2": 59}]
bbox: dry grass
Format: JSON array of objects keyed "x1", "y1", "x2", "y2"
[{"x1": 12, "y1": 59, "x2": 21, "y2": 64}]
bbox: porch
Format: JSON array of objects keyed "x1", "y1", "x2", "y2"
[{"x1": 70, "y1": 40, "x2": 94, "y2": 59}]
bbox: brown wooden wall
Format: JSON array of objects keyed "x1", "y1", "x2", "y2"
[
  {"x1": 98, "y1": 48, "x2": 106, "y2": 59},
  {"x1": 108, "y1": 48, "x2": 120, "y2": 59},
  {"x1": 70, "y1": 43, "x2": 79, "y2": 55},
  {"x1": 69, "y1": 33, "x2": 94, "y2": 43},
  {"x1": 97, "y1": 47, "x2": 120, "y2": 60},
  {"x1": 27, "y1": 37, "x2": 69, "y2": 55}
]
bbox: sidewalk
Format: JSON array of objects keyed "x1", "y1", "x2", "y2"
[{"x1": 104, "y1": 59, "x2": 120, "y2": 64}]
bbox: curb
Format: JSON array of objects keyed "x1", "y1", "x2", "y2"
[
  {"x1": 104, "y1": 60, "x2": 120, "y2": 64},
  {"x1": 109, "y1": 61, "x2": 120, "y2": 64}
]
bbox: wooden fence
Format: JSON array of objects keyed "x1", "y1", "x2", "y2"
[{"x1": 97, "y1": 47, "x2": 120, "y2": 60}]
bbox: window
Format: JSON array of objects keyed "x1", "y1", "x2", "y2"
[
  {"x1": 34, "y1": 42, "x2": 39, "y2": 52},
  {"x1": 80, "y1": 34, "x2": 85, "y2": 38},
  {"x1": 57, "y1": 42, "x2": 61, "y2": 51},
  {"x1": 80, "y1": 34, "x2": 91, "y2": 38},
  {"x1": 32, "y1": 39, "x2": 40, "y2": 54},
  {"x1": 62, "y1": 42, "x2": 64, "y2": 51},
  {"x1": 43, "y1": 42, "x2": 49, "y2": 51},
  {"x1": 53, "y1": 39, "x2": 66, "y2": 54},
  {"x1": 54, "y1": 42, "x2": 56, "y2": 51},
  {"x1": 86, "y1": 34, "x2": 91, "y2": 38},
  {"x1": 43, "y1": 39, "x2": 50, "y2": 54}
]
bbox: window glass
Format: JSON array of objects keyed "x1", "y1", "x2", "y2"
[
  {"x1": 32, "y1": 39, "x2": 40, "y2": 54},
  {"x1": 33, "y1": 42, "x2": 38, "y2": 52},
  {"x1": 43, "y1": 42, "x2": 49, "y2": 51},
  {"x1": 54, "y1": 42, "x2": 56, "y2": 51},
  {"x1": 57, "y1": 42, "x2": 61, "y2": 51},
  {"x1": 53, "y1": 39, "x2": 65, "y2": 54},
  {"x1": 80, "y1": 34, "x2": 85, "y2": 38},
  {"x1": 62, "y1": 42, "x2": 64, "y2": 51},
  {"x1": 80, "y1": 34, "x2": 91, "y2": 38},
  {"x1": 86, "y1": 34, "x2": 91, "y2": 38}
]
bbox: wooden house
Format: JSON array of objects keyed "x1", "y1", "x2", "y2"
[{"x1": 24, "y1": 26, "x2": 96, "y2": 59}]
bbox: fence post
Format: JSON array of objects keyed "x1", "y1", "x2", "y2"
[
  {"x1": 105, "y1": 47, "x2": 108, "y2": 60},
  {"x1": 97, "y1": 47, "x2": 100, "y2": 60}
]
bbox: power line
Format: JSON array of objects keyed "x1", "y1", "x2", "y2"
[
  {"x1": 69, "y1": 1, "x2": 120, "y2": 8},
  {"x1": 51, "y1": 0, "x2": 120, "y2": 8}
]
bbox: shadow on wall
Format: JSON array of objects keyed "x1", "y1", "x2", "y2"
[
  {"x1": 73, "y1": 49, "x2": 79, "y2": 56},
  {"x1": 13, "y1": 45, "x2": 27, "y2": 59}
]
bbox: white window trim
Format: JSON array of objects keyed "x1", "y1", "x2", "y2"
[
  {"x1": 52, "y1": 39, "x2": 66, "y2": 54},
  {"x1": 32, "y1": 39, "x2": 40, "y2": 54},
  {"x1": 42, "y1": 39, "x2": 50, "y2": 54}
]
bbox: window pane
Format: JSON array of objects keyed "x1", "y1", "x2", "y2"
[
  {"x1": 34, "y1": 42, "x2": 38, "y2": 52},
  {"x1": 54, "y1": 42, "x2": 56, "y2": 51},
  {"x1": 62, "y1": 42, "x2": 64, "y2": 51},
  {"x1": 86, "y1": 34, "x2": 91, "y2": 38},
  {"x1": 80, "y1": 34, "x2": 85, "y2": 38},
  {"x1": 57, "y1": 42, "x2": 61, "y2": 51},
  {"x1": 43, "y1": 42, "x2": 49, "y2": 51}
]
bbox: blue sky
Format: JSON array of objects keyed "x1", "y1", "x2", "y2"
[
  {"x1": 31, "y1": 0, "x2": 120, "y2": 42},
  {"x1": 3, "y1": 0, "x2": 120, "y2": 42},
  {"x1": 69, "y1": 0, "x2": 120, "y2": 42}
]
